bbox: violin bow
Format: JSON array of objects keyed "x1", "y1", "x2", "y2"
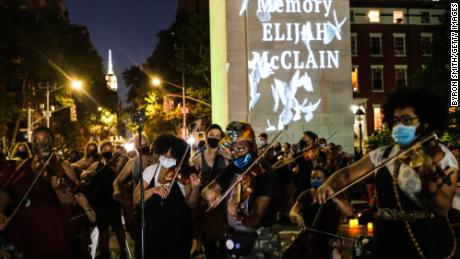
[
  {"x1": 325, "y1": 132, "x2": 437, "y2": 203},
  {"x1": 272, "y1": 130, "x2": 338, "y2": 170},
  {"x1": 6, "y1": 152, "x2": 56, "y2": 226},
  {"x1": 165, "y1": 143, "x2": 191, "y2": 191},
  {"x1": 207, "y1": 129, "x2": 285, "y2": 212}
]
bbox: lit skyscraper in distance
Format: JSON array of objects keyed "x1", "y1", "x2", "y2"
[{"x1": 105, "y1": 49, "x2": 118, "y2": 91}]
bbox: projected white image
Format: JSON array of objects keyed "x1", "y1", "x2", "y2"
[
  {"x1": 240, "y1": 0, "x2": 347, "y2": 132},
  {"x1": 268, "y1": 71, "x2": 321, "y2": 131}
]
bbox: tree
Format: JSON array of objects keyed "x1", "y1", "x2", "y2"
[
  {"x1": 0, "y1": 7, "x2": 119, "y2": 148},
  {"x1": 123, "y1": 9, "x2": 211, "y2": 138},
  {"x1": 410, "y1": 11, "x2": 458, "y2": 144}
]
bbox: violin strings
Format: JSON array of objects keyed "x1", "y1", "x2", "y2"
[{"x1": 6, "y1": 152, "x2": 56, "y2": 225}]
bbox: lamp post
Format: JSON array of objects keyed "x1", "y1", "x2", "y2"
[
  {"x1": 152, "y1": 78, "x2": 188, "y2": 138},
  {"x1": 355, "y1": 107, "x2": 365, "y2": 156},
  {"x1": 39, "y1": 80, "x2": 83, "y2": 128}
]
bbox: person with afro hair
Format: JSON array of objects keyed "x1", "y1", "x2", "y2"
[{"x1": 315, "y1": 87, "x2": 458, "y2": 258}]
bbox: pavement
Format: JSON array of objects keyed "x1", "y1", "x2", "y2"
[{"x1": 106, "y1": 223, "x2": 301, "y2": 259}]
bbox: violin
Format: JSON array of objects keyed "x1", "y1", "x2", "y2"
[
  {"x1": 164, "y1": 164, "x2": 200, "y2": 185},
  {"x1": 324, "y1": 133, "x2": 443, "y2": 203},
  {"x1": 34, "y1": 153, "x2": 76, "y2": 193},
  {"x1": 209, "y1": 130, "x2": 285, "y2": 214},
  {"x1": 229, "y1": 161, "x2": 269, "y2": 221}
]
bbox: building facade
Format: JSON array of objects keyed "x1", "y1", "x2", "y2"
[{"x1": 350, "y1": 0, "x2": 448, "y2": 142}]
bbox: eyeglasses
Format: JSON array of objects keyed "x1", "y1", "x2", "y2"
[{"x1": 393, "y1": 115, "x2": 418, "y2": 126}]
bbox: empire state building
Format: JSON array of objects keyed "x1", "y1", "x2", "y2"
[{"x1": 105, "y1": 49, "x2": 118, "y2": 91}]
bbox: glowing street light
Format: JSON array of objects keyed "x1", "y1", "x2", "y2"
[
  {"x1": 151, "y1": 78, "x2": 161, "y2": 86},
  {"x1": 71, "y1": 80, "x2": 83, "y2": 90},
  {"x1": 41, "y1": 79, "x2": 83, "y2": 127}
]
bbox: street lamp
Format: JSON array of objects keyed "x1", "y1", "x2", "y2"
[
  {"x1": 355, "y1": 107, "x2": 365, "y2": 156},
  {"x1": 41, "y1": 79, "x2": 83, "y2": 128},
  {"x1": 151, "y1": 77, "x2": 188, "y2": 139}
]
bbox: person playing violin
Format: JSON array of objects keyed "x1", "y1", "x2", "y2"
[
  {"x1": 113, "y1": 133, "x2": 154, "y2": 241},
  {"x1": 286, "y1": 166, "x2": 352, "y2": 259},
  {"x1": 293, "y1": 131, "x2": 318, "y2": 197},
  {"x1": 72, "y1": 142, "x2": 100, "y2": 177},
  {"x1": 202, "y1": 121, "x2": 281, "y2": 259},
  {"x1": 191, "y1": 124, "x2": 229, "y2": 259},
  {"x1": 0, "y1": 126, "x2": 77, "y2": 258},
  {"x1": 315, "y1": 87, "x2": 459, "y2": 258},
  {"x1": 81, "y1": 141, "x2": 127, "y2": 259},
  {"x1": 133, "y1": 133, "x2": 201, "y2": 259}
]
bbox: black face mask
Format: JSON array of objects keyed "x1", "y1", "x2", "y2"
[
  {"x1": 16, "y1": 151, "x2": 29, "y2": 160},
  {"x1": 273, "y1": 146, "x2": 282, "y2": 152},
  {"x1": 207, "y1": 138, "x2": 220, "y2": 149},
  {"x1": 299, "y1": 139, "x2": 307, "y2": 149},
  {"x1": 140, "y1": 146, "x2": 150, "y2": 155},
  {"x1": 102, "y1": 152, "x2": 113, "y2": 159}
]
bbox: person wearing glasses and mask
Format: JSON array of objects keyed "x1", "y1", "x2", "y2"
[
  {"x1": 315, "y1": 87, "x2": 458, "y2": 258},
  {"x1": 202, "y1": 121, "x2": 281, "y2": 259},
  {"x1": 133, "y1": 133, "x2": 201, "y2": 259}
]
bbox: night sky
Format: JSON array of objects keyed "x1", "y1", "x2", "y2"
[{"x1": 65, "y1": 0, "x2": 178, "y2": 105}]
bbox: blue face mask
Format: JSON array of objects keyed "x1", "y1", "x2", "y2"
[
  {"x1": 311, "y1": 179, "x2": 324, "y2": 188},
  {"x1": 392, "y1": 124, "x2": 417, "y2": 146},
  {"x1": 233, "y1": 152, "x2": 254, "y2": 169}
]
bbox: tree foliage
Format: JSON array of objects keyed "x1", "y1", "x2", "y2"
[
  {"x1": 0, "y1": 7, "x2": 119, "y2": 147},
  {"x1": 123, "y1": 10, "x2": 211, "y2": 138},
  {"x1": 365, "y1": 126, "x2": 393, "y2": 152},
  {"x1": 409, "y1": 11, "x2": 459, "y2": 144}
]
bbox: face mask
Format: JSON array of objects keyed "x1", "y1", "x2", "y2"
[
  {"x1": 102, "y1": 152, "x2": 113, "y2": 159},
  {"x1": 392, "y1": 124, "x2": 417, "y2": 146},
  {"x1": 233, "y1": 152, "x2": 253, "y2": 169},
  {"x1": 159, "y1": 155, "x2": 176, "y2": 169},
  {"x1": 259, "y1": 140, "x2": 267, "y2": 146},
  {"x1": 319, "y1": 144, "x2": 326, "y2": 147},
  {"x1": 273, "y1": 146, "x2": 282, "y2": 152},
  {"x1": 16, "y1": 151, "x2": 28, "y2": 160},
  {"x1": 311, "y1": 179, "x2": 324, "y2": 188},
  {"x1": 140, "y1": 146, "x2": 150, "y2": 155},
  {"x1": 207, "y1": 138, "x2": 220, "y2": 149},
  {"x1": 299, "y1": 140, "x2": 307, "y2": 149}
]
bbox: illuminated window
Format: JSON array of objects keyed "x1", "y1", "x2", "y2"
[
  {"x1": 393, "y1": 34, "x2": 406, "y2": 56},
  {"x1": 352, "y1": 66, "x2": 359, "y2": 92},
  {"x1": 421, "y1": 12, "x2": 430, "y2": 24},
  {"x1": 395, "y1": 65, "x2": 407, "y2": 88},
  {"x1": 371, "y1": 65, "x2": 384, "y2": 91},
  {"x1": 374, "y1": 106, "x2": 383, "y2": 130},
  {"x1": 368, "y1": 10, "x2": 380, "y2": 23},
  {"x1": 421, "y1": 33, "x2": 433, "y2": 56},
  {"x1": 370, "y1": 34, "x2": 382, "y2": 56},
  {"x1": 351, "y1": 33, "x2": 358, "y2": 56},
  {"x1": 393, "y1": 10, "x2": 404, "y2": 24}
]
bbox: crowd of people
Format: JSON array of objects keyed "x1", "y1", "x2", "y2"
[{"x1": 0, "y1": 87, "x2": 459, "y2": 259}]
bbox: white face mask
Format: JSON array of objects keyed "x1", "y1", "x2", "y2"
[{"x1": 159, "y1": 155, "x2": 176, "y2": 169}]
